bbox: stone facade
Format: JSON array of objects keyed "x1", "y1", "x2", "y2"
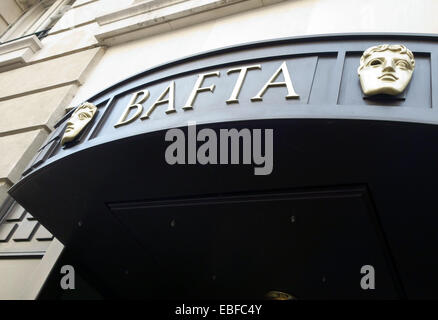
[{"x1": 0, "y1": 0, "x2": 438, "y2": 299}]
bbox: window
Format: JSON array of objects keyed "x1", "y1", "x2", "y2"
[{"x1": 0, "y1": 0, "x2": 74, "y2": 43}]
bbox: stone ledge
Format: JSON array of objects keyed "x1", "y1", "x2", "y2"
[
  {"x1": 96, "y1": 0, "x2": 185, "y2": 26},
  {"x1": 0, "y1": 85, "x2": 78, "y2": 136},
  {"x1": 0, "y1": 47, "x2": 103, "y2": 101},
  {"x1": 72, "y1": 0, "x2": 99, "y2": 9},
  {"x1": 0, "y1": 180, "x2": 13, "y2": 208},
  {"x1": 0, "y1": 36, "x2": 43, "y2": 71},
  {"x1": 94, "y1": 0, "x2": 266, "y2": 45},
  {"x1": 0, "y1": 129, "x2": 48, "y2": 185}
]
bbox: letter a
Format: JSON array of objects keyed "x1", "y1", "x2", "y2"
[
  {"x1": 60, "y1": 265, "x2": 75, "y2": 290},
  {"x1": 165, "y1": 128, "x2": 186, "y2": 164},
  {"x1": 251, "y1": 61, "x2": 299, "y2": 101},
  {"x1": 360, "y1": 265, "x2": 375, "y2": 290}
]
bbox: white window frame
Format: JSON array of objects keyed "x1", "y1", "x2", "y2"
[{"x1": 0, "y1": 0, "x2": 72, "y2": 43}]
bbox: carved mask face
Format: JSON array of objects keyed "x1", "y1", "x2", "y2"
[
  {"x1": 265, "y1": 291, "x2": 295, "y2": 300},
  {"x1": 358, "y1": 45, "x2": 415, "y2": 96},
  {"x1": 61, "y1": 103, "x2": 97, "y2": 146}
]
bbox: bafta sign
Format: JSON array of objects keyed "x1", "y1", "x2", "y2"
[{"x1": 358, "y1": 44, "x2": 415, "y2": 96}]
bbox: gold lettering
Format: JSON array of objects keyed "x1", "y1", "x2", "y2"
[
  {"x1": 114, "y1": 90, "x2": 150, "y2": 128},
  {"x1": 182, "y1": 71, "x2": 220, "y2": 110},
  {"x1": 226, "y1": 65, "x2": 261, "y2": 104},
  {"x1": 141, "y1": 81, "x2": 176, "y2": 120},
  {"x1": 251, "y1": 61, "x2": 299, "y2": 102}
]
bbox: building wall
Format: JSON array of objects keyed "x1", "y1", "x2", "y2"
[
  {"x1": 0, "y1": 0, "x2": 29, "y2": 35},
  {"x1": 0, "y1": 0, "x2": 437, "y2": 299},
  {"x1": 0, "y1": 0, "x2": 103, "y2": 299},
  {"x1": 70, "y1": 0, "x2": 438, "y2": 105}
]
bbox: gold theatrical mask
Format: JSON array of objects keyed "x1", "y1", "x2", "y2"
[
  {"x1": 265, "y1": 290, "x2": 296, "y2": 300},
  {"x1": 358, "y1": 44, "x2": 415, "y2": 96},
  {"x1": 61, "y1": 102, "x2": 97, "y2": 146}
]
